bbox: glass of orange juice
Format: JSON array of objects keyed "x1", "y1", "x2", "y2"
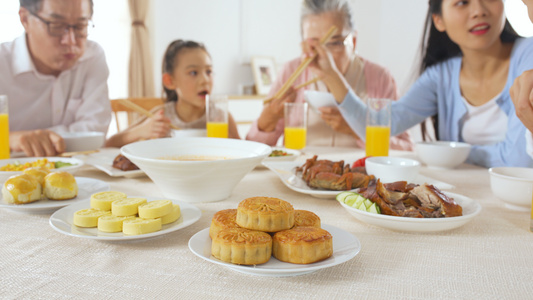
[
  {"x1": 206, "y1": 95, "x2": 228, "y2": 138},
  {"x1": 0, "y1": 95, "x2": 9, "y2": 159},
  {"x1": 365, "y1": 98, "x2": 391, "y2": 157},
  {"x1": 284, "y1": 102, "x2": 308, "y2": 150}
]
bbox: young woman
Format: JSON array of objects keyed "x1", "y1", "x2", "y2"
[
  {"x1": 106, "y1": 40, "x2": 239, "y2": 147},
  {"x1": 305, "y1": 0, "x2": 533, "y2": 168}
]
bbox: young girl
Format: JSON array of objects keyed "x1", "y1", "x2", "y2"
[
  {"x1": 105, "y1": 40, "x2": 240, "y2": 147},
  {"x1": 304, "y1": 0, "x2": 533, "y2": 168}
]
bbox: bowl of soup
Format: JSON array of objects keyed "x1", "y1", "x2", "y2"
[{"x1": 121, "y1": 137, "x2": 271, "y2": 202}]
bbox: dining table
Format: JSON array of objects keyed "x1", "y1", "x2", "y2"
[{"x1": 1, "y1": 146, "x2": 532, "y2": 299}]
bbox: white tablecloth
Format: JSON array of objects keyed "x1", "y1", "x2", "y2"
[{"x1": 1, "y1": 147, "x2": 532, "y2": 299}]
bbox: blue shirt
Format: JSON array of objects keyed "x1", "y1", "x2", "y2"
[{"x1": 339, "y1": 37, "x2": 533, "y2": 168}]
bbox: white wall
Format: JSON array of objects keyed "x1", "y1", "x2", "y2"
[{"x1": 150, "y1": 0, "x2": 428, "y2": 97}]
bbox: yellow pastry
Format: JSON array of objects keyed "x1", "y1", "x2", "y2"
[
  {"x1": 209, "y1": 209, "x2": 240, "y2": 239},
  {"x1": 211, "y1": 228, "x2": 272, "y2": 265},
  {"x1": 97, "y1": 215, "x2": 135, "y2": 232},
  {"x1": 90, "y1": 191, "x2": 127, "y2": 211},
  {"x1": 1, "y1": 174, "x2": 42, "y2": 204},
  {"x1": 22, "y1": 166, "x2": 50, "y2": 186},
  {"x1": 236, "y1": 197, "x2": 294, "y2": 232},
  {"x1": 73, "y1": 208, "x2": 111, "y2": 227},
  {"x1": 111, "y1": 197, "x2": 147, "y2": 216},
  {"x1": 138, "y1": 200, "x2": 173, "y2": 219},
  {"x1": 43, "y1": 172, "x2": 78, "y2": 200},
  {"x1": 122, "y1": 217, "x2": 162, "y2": 235},
  {"x1": 293, "y1": 210, "x2": 321, "y2": 228},
  {"x1": 272, "y1": 226, "x2": 333, "y2": 264},
  {"x1": 160, "y1": 204, "x2": 181, "y2": 225}
]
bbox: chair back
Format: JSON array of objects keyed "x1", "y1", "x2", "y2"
[{"x1": 110, "y1": 97, "x2": 164, "y2": 131}]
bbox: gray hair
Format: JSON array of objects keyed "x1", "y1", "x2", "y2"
[
  {"x1": 301, "y1": 0, "x2": 356, "y2": 32},
  {"x1": 20, "y1": 0, "x2": 94, "y2": 16}
]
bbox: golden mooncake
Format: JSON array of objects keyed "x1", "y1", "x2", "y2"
[
  {"x1": 236, "y1": 197, "x2": 294, "y2": 232},
  {"x1": 211, "y1": 228, "x2": 272, "y2": 265},
  {"x1": 1, "y1": 174, "x2": 42, "y2": 204},
  {"x1": 293, "y1": 210, "x2": 321, "y2": 228},
  {"x1": 43, "y1": 172, "x2": 78, "y2": 200},
  {"x1": 273, "y1": 226, "x2": 333, "y2": 264},
  {"x1": 209, "y1": 209, "x2": 240, "y2": 239}
]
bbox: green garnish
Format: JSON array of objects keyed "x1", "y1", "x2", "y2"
[{"x1": 55, "y1": 161, "x2": 75, "y2": 168}]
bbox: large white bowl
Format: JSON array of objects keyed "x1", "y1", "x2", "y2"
[
  {"x1": 416, "y1": 141, "x2": 471, "y2": 169},
  {"x1": 60, "y1": 131, "x2": 105, "y2": 152},
  {"x1": 488, "y1": 167, "x2": 533, "y2": 211},
  {"x1": 365, "y1": 156, "x2": 420, "y2": 183},
  {"x1": 121, "y1": 137, "x2": 271, "y2": 203}
]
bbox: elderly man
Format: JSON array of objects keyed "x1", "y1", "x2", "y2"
[
  {"x1": 246, "y1": 0, "x2": 413, "y2": 150},
  {"x1": 0, "y1": 0, "x2": 111, "y2": 157}
]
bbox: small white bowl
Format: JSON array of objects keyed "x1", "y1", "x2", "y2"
[
  {"x1": 171, "y1": 129, "x2": 207, "y2": 138},
  {"x1": 365, "y1": 156, "x2": 420, "y2": 183},
  {"x1": 121, "y1": 137, "x2": 271, "y2": 203},
  {"x1": 488, "y1": 167, "x2": 533, "y2": 211},
  {"x1": 60, "y1": 131, "x2": 105, "y2": 152},
  {"x1": 416, "y1": 141, "x2": 471, "y2": 169},
  {"x1": 304, "y1": 90, "x2": 336, "y2": 113}
]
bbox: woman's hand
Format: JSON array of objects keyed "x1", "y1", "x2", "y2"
[
  {"x1": 137, "y1": 109, "x2": 171, "y2": 139},
  {"x1": 257, "y1": 87, "x2": 297, "y2": 132},
  {"x1": 319, "y1": 106, "x2": 360, "y2": 138},
  {"x1": 510, "y1": 69, "x2": 533, "y2": 132}
]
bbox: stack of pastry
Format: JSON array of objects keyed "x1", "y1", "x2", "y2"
[
  {"x1": 1, "y1": 169, "x2": 78, "y2": 204},
  {"x1": 209, "y1": 197, "x2": 332, "y2": 265}
]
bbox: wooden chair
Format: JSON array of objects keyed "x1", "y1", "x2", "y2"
[{"x1": 110, "y1": 97, "x2": 164, "y2": 131}]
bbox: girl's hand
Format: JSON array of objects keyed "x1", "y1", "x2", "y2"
[
  {"x1": 510, "y1": 69, "x2": 533, "y2": 132},
  {"x1": 257, "y1": 87, "x2": 297, "y2": 132},
  {"x1": 319, "y1": 106, "x2": 360, "y2": 139},
  {"x1": 138, "y1": 109, "x2": 172, "y2": 139}
]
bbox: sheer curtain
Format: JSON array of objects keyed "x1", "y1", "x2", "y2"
[{"x1": 128, "y1": 0, "x2": 154, "y2": 98}]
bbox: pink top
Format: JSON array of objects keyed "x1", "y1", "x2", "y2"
[{"x1": 246, "y1": 55, "x2": 414, "y2": 150}]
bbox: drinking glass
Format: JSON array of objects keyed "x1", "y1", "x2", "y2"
[
  {"x1": 284, "y1": 102, "x2": 308, "y2": 150},
  {"x1": 365, "y1": 98, "x2": 391, "y2": 157},
  {"x1": 0, "y1": 95, "x2": 9, "y2": 159},
  {"x1": 206, "y1": 95, "x2": 228, "y2": 138}
]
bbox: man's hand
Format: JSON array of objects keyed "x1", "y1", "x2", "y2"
[{"x1": 10, "y1": 129, "x2": 65, "y2": 157}]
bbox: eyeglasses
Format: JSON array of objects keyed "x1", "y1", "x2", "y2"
[
  {"x1": 324, "y1": 35, "x2": 351, "y2": 52},
  {"x1": 29, "y1": 11, "x2": 93, "y2": 38}
]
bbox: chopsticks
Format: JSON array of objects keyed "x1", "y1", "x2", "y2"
[
  {"x1": 59, "y1": 149, "x2": 99, "y2": 157},
  {"x1": 262, "y1": 26, "x2": 337, "y2": 105},
  {"x1": 119, "y1": 99, "x2": 180, "y2": 130}
]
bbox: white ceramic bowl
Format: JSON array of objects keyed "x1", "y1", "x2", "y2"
[
  {"x1": 171, "y1": 129, "x2": 207, "y2": 138},
  {"x1": 365, "y1": 157, "x2": 420, "y2": 183},
  {"x1": 60, "y1": 131, "x2": 105, "y2": 152},
  {"x1": 121, "y1": 137, "x2": 271, "y2": 203},
  {"x1": 304, "y1": 90, "x2": 336, "y2": 113},
  {"x1": 416, "y1": 141, "x2": 471, "y2": 169},
  {"x1": 0, "y1": 157, "x2": 84, "y2": 182},
  {"x1": 488, "y1": 167, "x2": 533, "y2": 211}
]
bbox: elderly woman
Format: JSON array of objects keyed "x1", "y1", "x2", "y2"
[{"x1": 246, "y1": 0, "x2": 413, "y2": 150}]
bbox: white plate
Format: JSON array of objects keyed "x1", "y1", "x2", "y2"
[
  {"x1": 263, "y1": 147, "x2": 301, "y2": 163},
  {"x1": 339, "y1": 192, "x2": 481, "y2": 232},
  {"x1": 0, "y1": 177, "x2": 109, "y2": 213},
  {"x1": 84, "y1": 148, "x2": 145, "y2": 178},
  {"x1": 49, "y1": 197, "x2": 202, "y2": 241},
  {"x1": 188, "y1": 224, "x2": 361, "y2": 277},
  {"x1": 0, "y1": 157, "x2": 84, "y2": 182},
  {"x1": 263, "y1": 161, "x2": 359, "y2": 199}
]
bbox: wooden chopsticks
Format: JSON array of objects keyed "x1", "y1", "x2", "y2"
[
  {"x1": 59, "y1": 149, "x2": 99, "y2": 157},
  {"x1": 262, "y1": 26, "x2": 337, "y2": 105},
  {"x1": 118, "y1": 99, "x2": 180, "y2": 130}
]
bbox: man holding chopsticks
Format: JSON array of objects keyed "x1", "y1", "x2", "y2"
[
  {"x1": 0, "y1": 0, "x2": 111, "y2": 157},
  {"x1": 246, "y1": 0, "x2": 413, "y2": 150}
]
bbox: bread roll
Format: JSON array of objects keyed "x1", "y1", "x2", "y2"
[
  {"x1": 22, "y1": 166, "x2": 50, "y2": 186},
  {"x1": 2, "y1": 174, "x2": 42, "y2": 204},
  {"x1": 43, "y1": 172, "x2": 78, "y2": 200},
  {"x1": 236, "y1": 197, "x2": 294, "y2": 232},
  {"x1": 273, "y1": 226, "x2": 333, "y2": 264}
]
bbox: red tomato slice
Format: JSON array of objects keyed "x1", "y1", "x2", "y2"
[{"x1": 352, "y1": 156, "x2": 371, "y2": 168}]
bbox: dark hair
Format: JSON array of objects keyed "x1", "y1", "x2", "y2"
[
  {"x1": 20, "y1": 0, "x2": 94, "y2": 16},
  {"x1": 161, "y1": 39, "x2": 208, "y2": 102},
  {"x1": 419, "y1": 0, "x2": 520, "y2": 140}
]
